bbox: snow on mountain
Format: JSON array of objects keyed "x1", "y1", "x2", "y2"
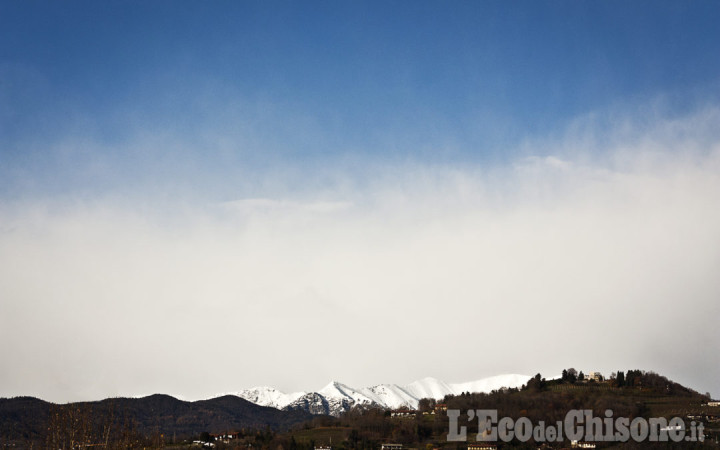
[
  {"x1": 450, "y1": 374, "x2": 531, "y2": 394},
  {"x1": 403, "y1": 377, "x2": 456, "y2": 401},
  {"x1": 319, "y1": 381, "x2": 377, "y2": 406},
  {"x1": 360, "y1": 384, "x2": 418, "y2": 410},
  {"x1": 228, "y1": 374, "x2": 532, "y2": 417},
  {"x1": 229, "y1": 386, "x2": 305, "y2": 409},
  {"x1": 317, "y1": 381, "x2": 381, "y2": 416},
  {"x1": 283, "y1": 392, "x2": 332, "y2": 415}
]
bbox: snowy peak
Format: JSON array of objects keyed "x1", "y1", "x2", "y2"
[
  {"x1": 283, "y1": 392, "x2": 331, "y2": 416},
  {"x1": 318, "y1": 381, "x2": 353, "y2": 398},
  {"x1": 319, "y1": 381, "x2": 375, "y2": 405},
  {"x1": 360, "y1": 384, "x2": 418, "y2": 410}
]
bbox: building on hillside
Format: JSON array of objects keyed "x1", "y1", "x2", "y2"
[
  {"x1": 434, "y1": 403, "x2": 448, "y2": 413},
  {"x1": 381, "y1": 444, "x2": 403, "y2": 450},
  {"x1": 571, "y1": 441, "x2": 596, "y2": 449},
  {"x1": 586, "y1": 372, "x2": 603, "y2": 382},
  {"x1": 212, "y1": 432, "x2": 240, "y2": 443},
  {"x1": 315, "y1": 446, "x2": 332, "y2": 450},
  {"x1": 467, "y1": 443, "x2": 497, "y2": 450},
  {"x1": 391, "y1": 408, "x2": 415, "y2": 418},
  {"x1": 708, "y1": 401, "x2": 720, "y2": 407}
]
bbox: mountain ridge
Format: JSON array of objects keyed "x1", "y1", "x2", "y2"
[{"x1": 225, "y1": 374, "x2": 531, "y2": 416}]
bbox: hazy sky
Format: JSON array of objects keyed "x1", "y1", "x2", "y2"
[{"x1": 1, "y1": 1, "x2": 720, "y2": 402}]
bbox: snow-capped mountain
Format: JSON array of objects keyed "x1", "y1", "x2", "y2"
[
  {"x1": 320, "y1": 381, "x2": 377, "y2": 406},
  {"x1": 224, "y1": 374, "x2": 531, "y2": 417},
  {"x1": 283, "y1": 392, "x2": 332, "y2": 415},
  {"x1": 280, "y1": 382, "x2": 383, "y2": 416}
]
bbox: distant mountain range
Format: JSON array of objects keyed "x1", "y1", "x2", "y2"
[{"x1": 224, "y1": 374, "x2": 531, "y2": 416}]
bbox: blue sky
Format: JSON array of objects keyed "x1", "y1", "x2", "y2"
[
  {"x1": 1, "y1": 1, "x2": 720, "y2": 402},
  {"x1": 3, "y1": 1, "x2": 720, "y2": 198}
]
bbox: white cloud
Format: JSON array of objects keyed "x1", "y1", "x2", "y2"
[{"x1": 219, "y1": 198, "x2": 354, "y2": 215}]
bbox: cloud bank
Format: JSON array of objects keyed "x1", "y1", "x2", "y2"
[{"x1": 1, "y1": 107, "x2": 719, "y2": 402}]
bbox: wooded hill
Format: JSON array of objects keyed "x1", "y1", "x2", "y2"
[
  {"x1": 0, "y1": 394, "x2": 312, "y2": 447},
  {"x1": 258, "y1": 370, "x2": 719, "y2": 450}
]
